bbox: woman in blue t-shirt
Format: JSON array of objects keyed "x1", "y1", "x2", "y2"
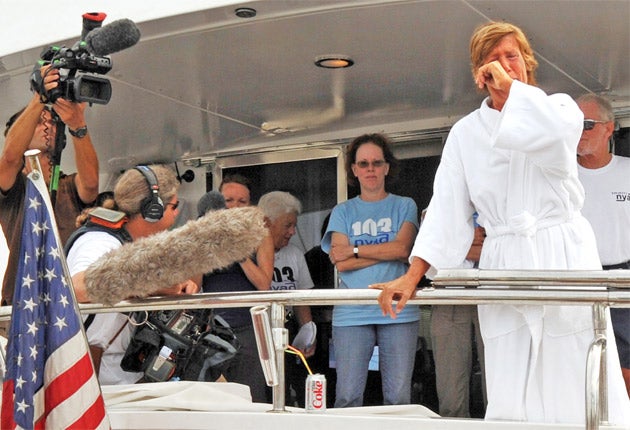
[{"x1": 322, "y1": 133, "x2": 419, "y2": 407}]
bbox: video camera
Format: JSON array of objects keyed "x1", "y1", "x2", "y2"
[
  {"x1": 31, "y1": 13, "x2": 140, "y2": 105},
  {"x1": 35, "y1": 44, "x2": 113, "y2": 105},
  {"x1": 121, "y1": 309, "x2": 240, "y2": 383}
]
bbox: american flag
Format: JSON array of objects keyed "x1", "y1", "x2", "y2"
[{"x1": 1, "y1": 171, "x2": 109, "y2": 429}]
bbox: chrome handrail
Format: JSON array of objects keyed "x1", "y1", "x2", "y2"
[
  {"x1": 1, "y1": 269, "x2": 628, "y2": 319},
  {"x1": 432, "y1": 268, "x2": 630, "y2": 288}
]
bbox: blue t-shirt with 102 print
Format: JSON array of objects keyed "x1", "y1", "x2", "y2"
[{"x1": 322, "y1": 194, "x2": 419, "y2": 327}]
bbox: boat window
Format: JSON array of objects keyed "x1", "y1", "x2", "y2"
[
  {"x1": 212, "y1": 147, "x2": 343, "y2": 253},
  {"x1": 209, "y1": 137, "x2": 449, "y2": 251},
  {"x1": 614, "y1": 126, "x2": 629, "y2": 156},
  {"x1": 348, "y1": 155, "x2": 442, "y2": 214}
]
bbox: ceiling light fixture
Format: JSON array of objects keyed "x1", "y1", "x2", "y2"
[
  {"x1": 235, "y1": 7, "x2": 257, "y2": 18},
  {"x1": 315, "y1": 55, "x2": 354, "y2": 69}
]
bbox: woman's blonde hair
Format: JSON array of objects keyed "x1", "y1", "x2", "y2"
[
  {"x1": 469, "y1": 21, "x2": 538, "y2": 90},
  {"x1": 114, "y1": 164, "x2": 179, "y2": 216},
  {"x1": 74, "y1": 191, "x2": 117, "y2": 227}
]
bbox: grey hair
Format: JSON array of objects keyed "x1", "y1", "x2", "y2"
[
  {"x1": 258, "y1": 191, "x2": 302, "y2": 221},
  {"x1": 114, "y1": 164, "x2": 180, "y2": 216},
  {"x1": 576, "y1": 93, "x2": 615, "y2": 122}
]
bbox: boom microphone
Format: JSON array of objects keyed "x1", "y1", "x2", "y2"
[
  {"x1": 197, "y1": 190, "x2": 226, "y2": 218},
  {"x1": 84, "y1": 206, "x2": 267, "y2": 305},
  {"x1": 84, "y1": 18, "x2": 141, "y2": 56}
]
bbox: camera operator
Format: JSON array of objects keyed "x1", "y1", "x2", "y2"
[{"x1": 0, "y1": 64, "x2": 99, "y2": 306}]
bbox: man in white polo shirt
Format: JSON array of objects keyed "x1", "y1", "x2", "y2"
[{"x1": 577, "y1": 93, "x2": 630, "y2": 397}]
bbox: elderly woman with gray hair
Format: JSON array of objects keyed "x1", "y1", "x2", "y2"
[{"x1": 258, "y1": 190, "x2": 316, "y2": 407}]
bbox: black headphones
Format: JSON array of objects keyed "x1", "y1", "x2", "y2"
[{"x1": 135, "y1": 165, "x2": 164, "y2": 222}]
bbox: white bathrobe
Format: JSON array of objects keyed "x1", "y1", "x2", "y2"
[{"x1": 412, "y1": 81, "x2": 630, "y2": 424}]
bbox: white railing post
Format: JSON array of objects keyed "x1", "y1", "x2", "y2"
[
  {"x1": 585, "y1": 303, "x2": 609, "y2": 430},
  {"x1": 270, "y1": 302, "x2": 288, "y2": 412}
]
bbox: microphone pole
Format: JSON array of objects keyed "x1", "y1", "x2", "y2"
[
  {"x1": 47, "y1": 11, "x2": 103, "y2": 205},
  {"x1": 45, "y1": 12, "x2": 107, "y2": 205},
  {"x1": 48, "y1": 109, "x2": 67, "y2": 206}
]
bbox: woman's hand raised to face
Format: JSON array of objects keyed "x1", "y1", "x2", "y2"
[{"x1": 475, "y1": 60, "x2": 514, "y2": 92}]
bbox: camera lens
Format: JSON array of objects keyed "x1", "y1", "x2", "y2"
[{"x1": 71, "y1": 75, "x2": 112, "y2": 104}]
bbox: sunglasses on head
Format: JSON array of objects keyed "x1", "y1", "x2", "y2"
[{"x1": 583, "y1": 119, "x2": 608, "y2": 131}]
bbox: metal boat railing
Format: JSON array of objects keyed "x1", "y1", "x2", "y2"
[{"x1": 1, "y1": 269, "x2": 629, "y2": 429}]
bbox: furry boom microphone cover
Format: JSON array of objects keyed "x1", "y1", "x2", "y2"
[{"x1": 84, "y1": 206, "x2": 267, "y2": 305}]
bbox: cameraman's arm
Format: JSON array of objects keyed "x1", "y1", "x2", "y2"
[
  {"x1": 0, "y1": 94, "x2": 43, "y2": 192},
  {"x1": 52, "y1": 98, "x2": 99, "y2": 204}
]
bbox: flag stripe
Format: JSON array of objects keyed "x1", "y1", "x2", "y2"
[
  {"x1": 44, "y1": 333, "x2": 94, "y2": 406},
  {"x1": 45, "y1": 353, "x2": 94, "y2": 415},
  {"x1": 1, "y1": 379, "x2": 15, "y2": 429},
  {"x1": 67, "y1": 395, "x2": 108, "y2": 429},
  {"x1": 44, "y1": 372, "x2": 108, "y2": 429},
  {"x1": 32, "y1": 333, "x2": 91, "y2": 424}
]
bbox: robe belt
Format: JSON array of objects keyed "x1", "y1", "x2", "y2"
[{"x1": 484, "y1": 210, "x2": 578, "y2": 238}]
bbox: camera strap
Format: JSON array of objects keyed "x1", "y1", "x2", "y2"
[{"x1": 90, "y1": 318, "x2": 129, "y2": 375}]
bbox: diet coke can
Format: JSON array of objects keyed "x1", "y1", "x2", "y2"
[{"x1": 305, "y1": 373, "x2": 326, "y2": 412}]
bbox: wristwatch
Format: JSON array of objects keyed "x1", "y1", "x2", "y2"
[
  {"x1": 68, "y1": 125, "x2": 88, "y2": 138},
  {"x1": 353, "y1": 246, "x2": 359, "y2": 258}
]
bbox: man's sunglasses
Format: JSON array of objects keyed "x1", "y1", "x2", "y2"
[{"x1": 583, "y1": 119, "x2": 608, "y2": 131}]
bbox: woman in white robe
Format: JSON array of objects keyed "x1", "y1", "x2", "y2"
[{"x1": 371, "y1": 21, "x2": 630, "y2": 425}]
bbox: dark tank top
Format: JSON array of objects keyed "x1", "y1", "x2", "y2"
[{"x1": 202, "y1": 259, "x2": 257, "y2": 328}]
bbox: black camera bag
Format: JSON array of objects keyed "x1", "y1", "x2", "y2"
[{"x1": 121, "y1": 309, "x2": 240, "y2": 382}]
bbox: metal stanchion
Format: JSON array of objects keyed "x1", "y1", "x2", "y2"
[{"x1": 585, "y1": 303, "x2": 609, "y2": 430}]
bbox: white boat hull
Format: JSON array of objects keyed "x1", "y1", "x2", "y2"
[{"x1": 103, "y1": 381, "x2": 627, "y2": 430}]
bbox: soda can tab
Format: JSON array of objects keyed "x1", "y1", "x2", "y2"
[{"x1": 305, "y1": 373, "x2": 326, "y2": 412}]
